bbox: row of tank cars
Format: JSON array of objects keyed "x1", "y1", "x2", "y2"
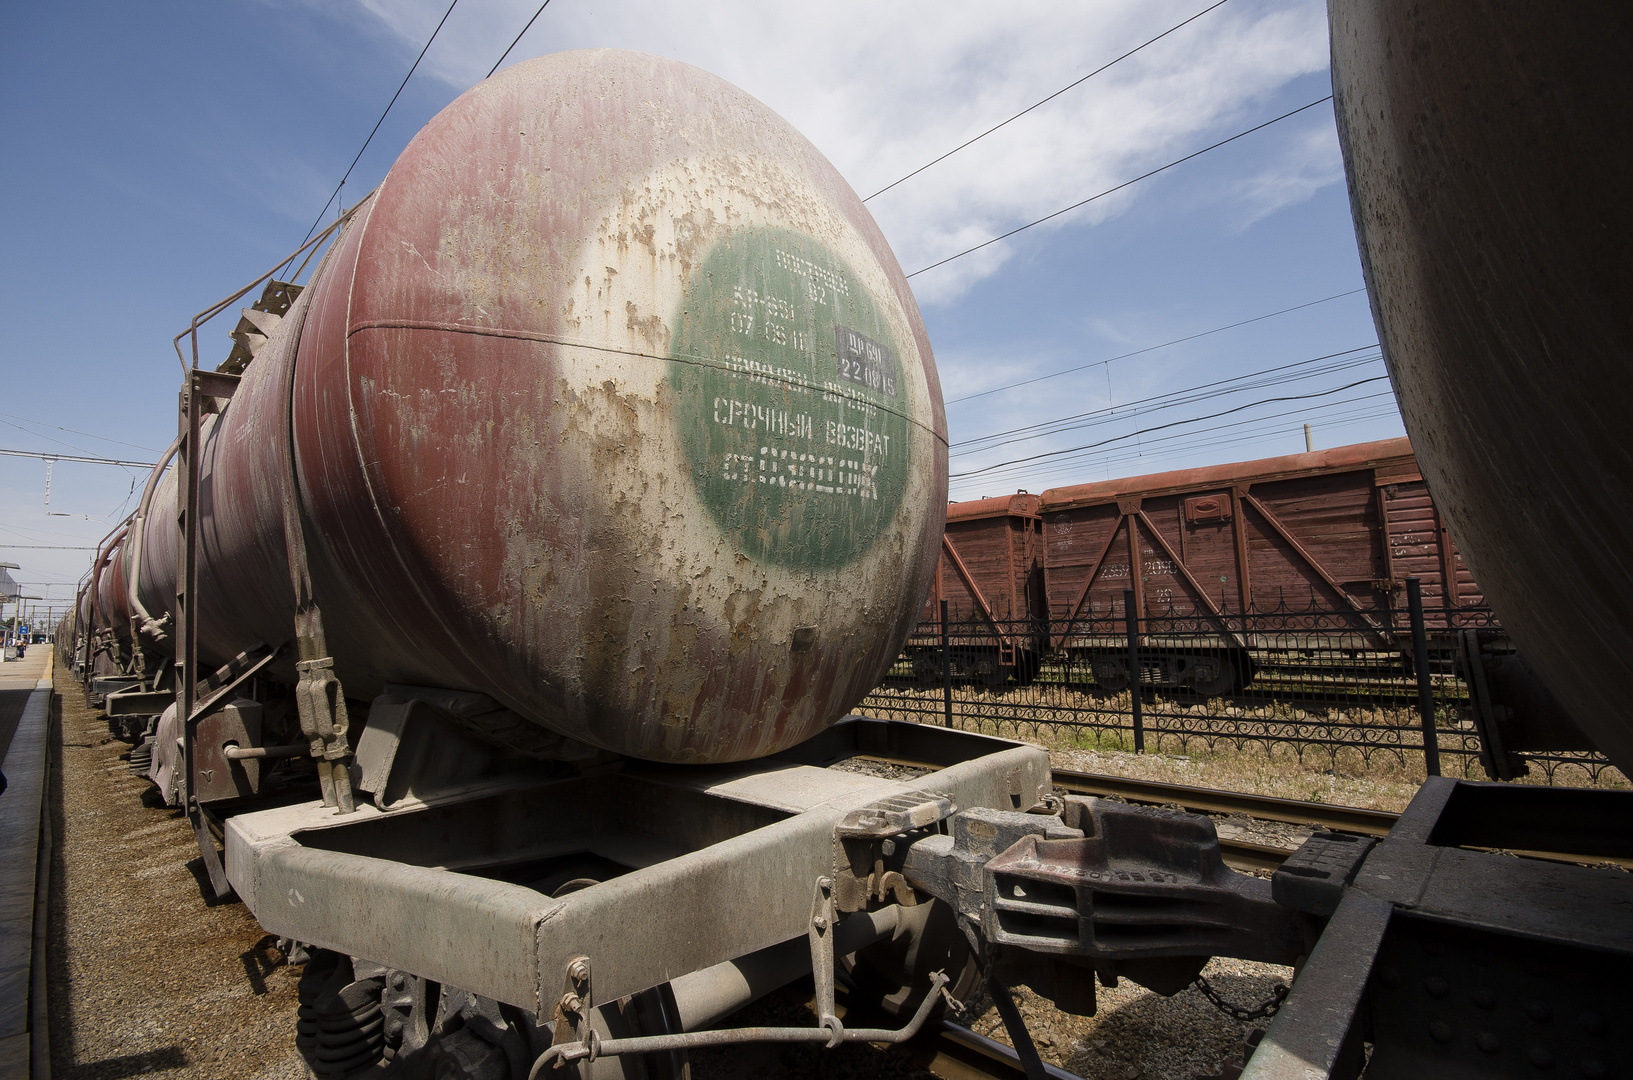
[{"x1": 58, "y1": 5, "x2": 1633, "y2": 1078}]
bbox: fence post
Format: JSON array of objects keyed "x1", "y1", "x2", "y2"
[
  {"x1": 940, "y1": 599, "x2": 953, "y2": 728},
  {"x1": 1124, "y1": 587, "x2": 1144, "y2": 753},
  {"x1": 1406, "y1": 577, "x2": 1441, "y2": 776}
]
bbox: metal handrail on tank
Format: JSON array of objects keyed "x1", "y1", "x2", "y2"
[
  {"x1": 85, "y1": 519, "x2": 131, "y2": 675},
  {"x1": 124, "y1": 435, "x2": 182, "y2": 645},
  {"x1": 169, "y1": 195, "x2": 369, "y2": 375}
]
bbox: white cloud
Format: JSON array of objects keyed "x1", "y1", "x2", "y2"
[
  {"x1": 1223, "y1": 120, "x2": 1344, "y2": 230},
  {"x1": 337, "y1": 0, "x2": 1335, "y2": 303}
]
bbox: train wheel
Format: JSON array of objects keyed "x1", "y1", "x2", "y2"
[
  {"x1": 911, "y1": 652, "x2": 943, "y2": 689},
  {"x1": 1012, "y1": 650, "x2": 1041, "y2": 687},
  {"x1": 1090, "y1": 656, "x2": 1129, "y2": 692},
  {"x1": 841, "y1": 899, "x2": 979, "y2": 1022},
  {"x1": 1184, "y1": 656, "x2": 1238, "y2": 697}
]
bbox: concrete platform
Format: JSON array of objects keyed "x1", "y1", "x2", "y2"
[{"x1": 0, "y1": 645, "x2": 52, "y2": 1080}]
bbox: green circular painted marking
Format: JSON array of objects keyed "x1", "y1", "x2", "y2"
[{"x1": 669, "y1": 227, "x2": 911, "y2": 570}]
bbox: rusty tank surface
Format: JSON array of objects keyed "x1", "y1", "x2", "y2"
[
  {"x1": 136, "y1": 49, "x2": 949, "y2": 763},
  {"x1": 1330, "y1": 3, "x2": 1633, "y2": 774}
]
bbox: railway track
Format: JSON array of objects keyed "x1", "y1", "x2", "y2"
[
  {"x1": 907, "y1": 1018, "x2": 1082, "y2": 1080},
  {"x1": 1051, "y1": 768, "x2": 1398, "y2": 875},
  {"x1": 1052, "y1": 769, "x2": 1398, "y2": 835},
  {"x1": 1053, "y1": 767, "x2": 1633, "y2": 873},
  {"x1": 848, "y1": 753, "x2": 1397, "y2": 873}
]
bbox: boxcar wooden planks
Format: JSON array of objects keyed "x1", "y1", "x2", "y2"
[{"x1": 1034, "y1": 438, "x2": 1479, "y2": 628}]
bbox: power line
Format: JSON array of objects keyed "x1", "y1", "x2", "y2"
[
  {"x1": 952, "y1": 351, "x2": 1381, "y2": 454},
  {"x1": 954, "y1": 384, "x2": 1395, "y2": 484},
  {"x1": 487, "y1": 0, "x2": 553, "y2": 78},
  {"x1": 954, "y1": 393, "x2": 1400, "y2": 491},
  {"x1": 0, "y1": 413, "x2": 161, "y2": 455},
  {"x1": 298, "y1": 0, "x2": 461, "y2": 249},
  {"x1": 946, "y1": 288, "x2": 1367, "y2": 404},
  {"x1": 952, "y1": 353, "x2": 1382, "y2": 457},
  {"x1": 951, "y1": 402, "x2": 1401, "y2": 496},
  {"x1": 0, "y1": 546, "x2": 99, "y2": 551},
  {"x1": 906, "y1": 95, "x2": 1334, "y2": 280},
  {"x1": 863, "y1": 0, "x2": 1231, "y2": 202},
  {"x1": 954, "y1": 389, "x2": 1396, "y2": 487},
  {"x1": 953, "y1": 345, "x2": 1380, "y2": 451},
  {"x1": 951, "y1": 374, "x2": 1390, "y2": 479},
  {"x1": 0, "y1": 448, "x2": 156, "y2": 469}
]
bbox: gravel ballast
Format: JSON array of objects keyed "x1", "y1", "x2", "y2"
[{"x1": 47, "y1": 661, "x2": 306, "y2": 1079}]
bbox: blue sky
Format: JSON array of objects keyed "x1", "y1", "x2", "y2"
[{"x1": 0, "y1": 0, "x2": 1396, "y2": 619}]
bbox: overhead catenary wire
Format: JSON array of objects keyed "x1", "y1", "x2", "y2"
[
  {"x1": 952, "y1": 350, "x2": 1382, "y2": 455},
  {"x1": 297, "y1": 0, "x2": 461, "y2": 250},
  {"x1": 296, "y1": 0, "x2": 556, "y2": 252},
  {"x1": 953, "y1": 390, "x2": 1399, "y2": 489},
  {"x1": 953, "y1": 345, "x2": 1381, "y2": 452},
  {"x1": 488, "y1": 1, "x2": 553, "y2": 78},
  {"x1": 951, "y1": 355, "x2": 1386, "y2": 461},
  {"x1": 946, "y1": 288, "x2": 1368, "y2": 405},
  {"x1": 0, "y1": 546, "x2": 101, "y2": 551},
  {"x1": 905, "y1": 95, "x2": 1334, "y2": 280},
  {"x1": 0, "y1": 419, "x2": 152, "y2": 474},
  {"x1": 956, "y1": 392, "x2": 1400, "y2": 492},
  {"x1": 953, "y1": 364, "x2": 1391, "y2": 464},
  {"x1": 959, "y1": 395, "x2": 1400, "y2": 489},
  {"x1": 0, "y1": 414, "x2": 161, "y2": 455},
  {"x1": 864, "y1": 0, "x2": 1231, "y2": 202},
  {"x1": 956, "y1": 380, "x2": 1393, "y2": 479},
  {"x1": 952, "y1": 401, "x2": 1402, "y2": 497},
  {"x1": 950, "y1": 374, "x2": 1390, "y2": 479},
  {"x1": 0, "y1": 448, "x2": 157, "y2": 469}
]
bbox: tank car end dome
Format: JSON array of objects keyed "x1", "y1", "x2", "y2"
[{"x1": 180, "y1": 50, "x2": 949, "y2": 764}]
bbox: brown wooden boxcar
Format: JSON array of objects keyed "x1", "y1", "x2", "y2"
[
  {"x1": 1035, "y1": 437, "x2": 1484, "y2": 692},
  {"x1": 913, "y1": 493, "x2": 1046, "y2": 685}
]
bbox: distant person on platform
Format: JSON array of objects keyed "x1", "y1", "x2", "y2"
[{"x1": 15, "y1": 641, "x2": 24, "y2": 659}]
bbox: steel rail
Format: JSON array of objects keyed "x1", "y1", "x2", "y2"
[
  {"x1": 1215, "y1": 837, "x2": 1296, "y2": 874},
  {"x1": 924, "y1": 1019, "x2": 1086, "y2": 1080},
  {"x1": 1051, "y1": 768, "x2": 1398, "y2": 836},
  {"x1": 818, "y1": 983, "x2": 1082, "y2": 1080},
  {"x1": 1050, "y1": 768, "x2": 1633, "y2": 871}
]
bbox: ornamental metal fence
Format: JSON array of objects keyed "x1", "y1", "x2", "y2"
[{"x1": 858, "y1": 584, "x2": 1623, "y2": 788}]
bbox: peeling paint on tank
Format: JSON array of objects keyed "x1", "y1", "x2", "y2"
[{"x1": 133, "y1": 51, "x2": 946, "y2": 764}]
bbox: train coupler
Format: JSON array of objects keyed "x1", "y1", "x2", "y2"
[{"x1": 902, "y1": 796, "x2": 1312, "y2": 1006}]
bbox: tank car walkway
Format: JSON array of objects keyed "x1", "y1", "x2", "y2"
[{"x1": 0, "y1": 645, "x2": 53, "y2": 1079}]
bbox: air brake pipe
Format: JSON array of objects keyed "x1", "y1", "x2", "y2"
[
  {"x1": 668, "y1": 905, "x2": 902, "y2": 1032},
  {"x1": 222, "y1": 741, "x2": 309, "y2": 761},
  {"x1": 530, "y1": 970, "x2": 950, "y2": 1078}
]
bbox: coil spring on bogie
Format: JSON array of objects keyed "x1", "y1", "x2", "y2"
[
  {"x1": 127, "y1": 736, "x2": 153, "y2": 776},
  {"x1": 296, "y1": 951, "x2": 388, "y2": 1078}
]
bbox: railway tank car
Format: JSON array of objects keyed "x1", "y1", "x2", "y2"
[
  {"x1": 65, "y1": 50, "x2": 1040, "y2": 1080},
  {"x1": 62, "y1": 11, "x2": 1633, "y2": 1080},
  {"x1": 1331, "y1": 2, "x2": 1633, "y2": 777},
  {"x1": 124, "y1": 48, "x2": 950, "y2": 767}
]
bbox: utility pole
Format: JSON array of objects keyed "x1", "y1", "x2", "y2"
[{"x1": 1304, "y1": 423, "x2": 1315, "y2": 453}]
